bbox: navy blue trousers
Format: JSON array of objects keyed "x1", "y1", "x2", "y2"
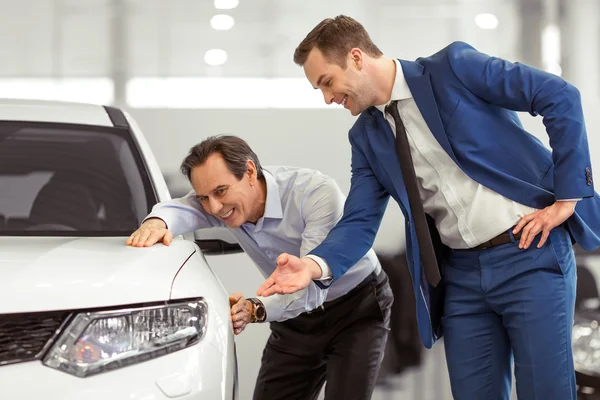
[{"x1": 442, "y1": 226, "x2": 577, "y2": 399}]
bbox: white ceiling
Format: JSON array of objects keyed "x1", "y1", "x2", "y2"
[{"x1": 0, "y1": 0, "x2": 525, "y2": 78}]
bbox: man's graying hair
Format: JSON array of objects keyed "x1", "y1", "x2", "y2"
[{"x1": 180, "y1": 135, "x2": 264, "y2": 181}]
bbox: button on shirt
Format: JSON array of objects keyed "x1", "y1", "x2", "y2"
[
  {"x1": 376, "y1": 59, "x2": 538, "y2": 248},
  {"x1": 145, "y1": 166, "x2": 381, "y2": 322}
]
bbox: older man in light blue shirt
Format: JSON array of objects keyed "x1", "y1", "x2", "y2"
[{"x1": 127, "y1": 135, "x2": 393, "y2": 400}]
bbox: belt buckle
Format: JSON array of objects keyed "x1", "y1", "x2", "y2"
[{"x1": 476, "y1": 241, "x2": 491, "y2": 250}]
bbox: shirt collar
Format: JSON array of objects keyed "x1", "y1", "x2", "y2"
[
  {"x1": 375, "y1": 58, "x2": 413, "y2": 113},
  {"x1": 262, "y1": 169, "x2": 283, "y2": 220},
  {"x1": 243, "y1": 169, "x2": 282, "y2": 232}
]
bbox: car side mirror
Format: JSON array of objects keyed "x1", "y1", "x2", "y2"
[
  {"x1": 193, "y1": 227, "x2": 243, "y2": 255},
  {"x1": 195, "y1": 239, "x2": 243, "y2": 255}
]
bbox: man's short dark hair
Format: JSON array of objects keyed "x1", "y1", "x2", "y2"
[
  {"x1": 180, "y1": 135, "x2": 264, "y2": 181},
  {"x1": 294, "y1": 15, "x2": 383, "y2": 68}
]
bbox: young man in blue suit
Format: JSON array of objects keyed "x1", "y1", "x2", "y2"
[{"x1": 257, "y1": 15, "x2": 600, "y2": 399}]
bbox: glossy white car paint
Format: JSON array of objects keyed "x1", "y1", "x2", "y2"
[
  {"x1": 0, "y1": 237, "x2": 196, "y2": 313},
  {"x1": 0, "y1": 99, "x2": 237, "y2": 400}
]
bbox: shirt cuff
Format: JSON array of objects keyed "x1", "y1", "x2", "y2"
[
  {"x1": 142, "y1": 215, "x2": 170, "y2": 229},
  {"x1": 256, "y1": 295, "x2": 283, "y2": 322},
  {"x1": 558, "y1": 198, "x2": 581, "y2": 202},
  {"x1": 304, "y1": 255, "x2": 332, "y2": 280}
]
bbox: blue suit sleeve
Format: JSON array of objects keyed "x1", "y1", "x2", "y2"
[
  {"x1": 447, "y1": 41, "x2": 593, "y2": 200},
  {"x1": 308, "y1": 129, "x2": 389, "y2": 282}
]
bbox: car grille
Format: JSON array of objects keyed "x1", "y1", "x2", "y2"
[{"x1": 0, "y1": 311, "x2": 71, "y2": 366}]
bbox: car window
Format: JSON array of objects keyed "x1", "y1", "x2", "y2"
[{"x1": 0, "y1": 121, "x2": 157, "y2": 236}]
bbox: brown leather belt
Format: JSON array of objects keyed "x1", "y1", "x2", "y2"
[{"x1": 474, "y1": 228, "x2": 522, "y2": 250}]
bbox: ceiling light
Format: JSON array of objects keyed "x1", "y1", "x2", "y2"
[
  {"x1": 542, "y1": 24, "x2": 562, "y2": 76},
  {"x1": 542, "y1": 24, "x2": 561, "y2": 64},
  {"x1": 204, "y1": 49, "x2": 228, "y2": 66},
  {"x1": 214, "y1": 0, "x2": 238, "y2": 10},
  {"x1": 474, "y1": 13, "x2": 499, "y2": 30},
  {"x1": 0, "y1": 78, "x2": 114, "y2": 105},
  {"x1": 210, "y1": 14, "x2": 235, "y2": 30},
  {"x1": 126, "y1": 78, "x2": 339, "y2": 108},
  {"x1": 545, "y1": 62, "x2": 562, "y2": 76}
]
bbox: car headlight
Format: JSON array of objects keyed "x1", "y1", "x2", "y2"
[
  {"x1": 43, "y1": 299, "x2": 208, "y2": 377},
  {"x1": 573, "y1": 317, "x2": 600, "y2": 376}
]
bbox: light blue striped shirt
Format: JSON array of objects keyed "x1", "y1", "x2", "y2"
[{"x1": 146, "y1": 166, "x2": 381, "y2": 322}]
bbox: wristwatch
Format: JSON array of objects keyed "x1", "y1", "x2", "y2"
[{"x1": 247, "y1": 298, "x2": 267, "y2": 323}]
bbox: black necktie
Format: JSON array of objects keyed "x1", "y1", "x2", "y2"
[{"x1": 386, "y1": 101, "x2": 441, "y2": 287}]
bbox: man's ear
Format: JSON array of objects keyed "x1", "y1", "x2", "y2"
[
  {"x1": 349, "y1": 48, "x2": 364, "y2": 70},
  {"x1": 246, "y1": 160, "x2": 257, "y2": 184}
]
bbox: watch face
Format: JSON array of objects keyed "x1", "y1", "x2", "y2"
[{"x1": 255, "y1": 306, "x2": 266, "y2": 321}]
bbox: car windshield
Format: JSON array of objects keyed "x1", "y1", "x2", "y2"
[{"x1": 0, "y1": 121, "x2": 157, "y2": 236}]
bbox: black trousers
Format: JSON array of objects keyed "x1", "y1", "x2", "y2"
[{"x1": 252, "y1": 270, "x2": 394, "y2": 400}]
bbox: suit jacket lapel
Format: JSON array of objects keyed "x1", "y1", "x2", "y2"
[
  {"x1": 366, "y1": 109, "x2": 410, "y2": 213},
  {"x1": 400, "y1": 59, "x2": 458, "y2": 164}
]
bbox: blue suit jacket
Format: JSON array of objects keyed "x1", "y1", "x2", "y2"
[{"x1": 310, "y1": 41, "x2": 600, "y2": 348}]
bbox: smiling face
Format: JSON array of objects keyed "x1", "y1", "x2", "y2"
[
  {"x1": 303, "y1": 47, "x2": 379, "y2": 116},
  {"x1": 190, "y1": 152, "x2": 263, "y2": 228}
]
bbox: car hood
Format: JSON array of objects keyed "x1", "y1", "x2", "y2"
[{"x1": 0, "y1": 237, "x2": 197, "y2": 314}]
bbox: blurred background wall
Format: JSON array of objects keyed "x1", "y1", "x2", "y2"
[{"x1": 1, "y1": 0, "x2": 599, "y2": 398}]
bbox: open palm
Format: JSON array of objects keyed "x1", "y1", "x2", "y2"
[{"x1": 257, "y1": 253, "x2": 314, "y2": 297}]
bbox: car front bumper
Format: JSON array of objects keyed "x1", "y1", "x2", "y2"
[{"x1": 0, "y1": 340, "x2": 235, "y2": 400}]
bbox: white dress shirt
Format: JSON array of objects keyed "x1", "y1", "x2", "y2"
[
  {"x1": 145, "y1": 166, "x2": 380, "y2": 322},
  {"x1": 372, "y1": 59, "x2": 539, "y2": 249}
]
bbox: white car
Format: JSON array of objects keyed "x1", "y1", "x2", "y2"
[{"x1": 0, "y1": 99, "x2": 239, "y2": 400}]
